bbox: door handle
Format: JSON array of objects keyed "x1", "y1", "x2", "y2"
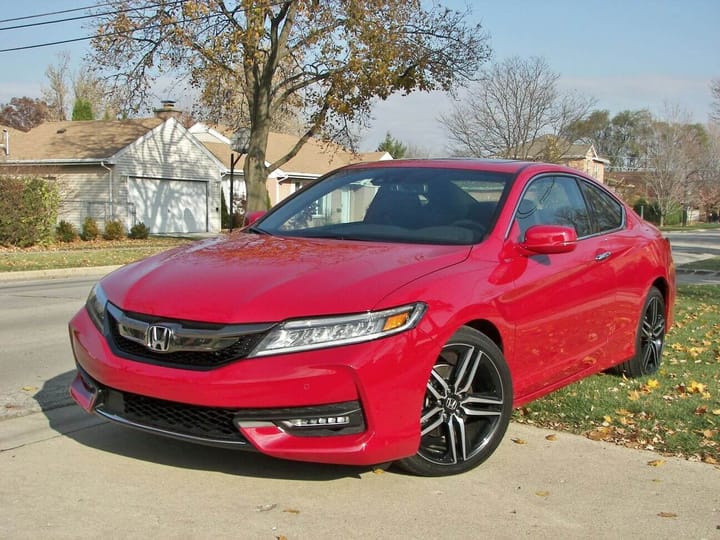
[{"x1": 595, "y1": 251, "x2": 612, "y2": 262}]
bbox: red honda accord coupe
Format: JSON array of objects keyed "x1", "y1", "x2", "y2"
[{"x1": 69, "y1": 159, "x2": 675, "y2": 476}]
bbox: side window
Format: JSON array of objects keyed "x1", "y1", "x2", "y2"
[
  {"x1": 579, "y1": 180, "x2": 624, "y2": 234},
  {"x1": 516, "y1": 176, "x2": 591, "y2": 238}
]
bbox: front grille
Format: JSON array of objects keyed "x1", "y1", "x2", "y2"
[
  {"x1": 107, "y1": 311, "x2": 268, "y2": 370},
  {"x1": 98, "y1": 388, "x2": 249, "y2": 445}
]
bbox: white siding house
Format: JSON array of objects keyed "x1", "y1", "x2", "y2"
[
  {"x1": 112, "y1": 119, "x2": 225, "y2": 233},
  {"x1": 0, "y1": 117, "x2": 226, "y2": 234}
]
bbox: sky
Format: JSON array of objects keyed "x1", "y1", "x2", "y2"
[{"x1": 0, "y1": 0, "x2": 718, "y2": 153}]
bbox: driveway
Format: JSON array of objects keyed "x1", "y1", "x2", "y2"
[{"x1": 1, "y1": 405, "x2": 719, "y2": 538}]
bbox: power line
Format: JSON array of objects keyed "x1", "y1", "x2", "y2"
[
  {"x1": 0, "y1": 1, "x2": 287, "y2": 55},
  {"x1": 0, "y1": 1, "x2": 187, "y2": 31},
  {"x1": 0, "y1": 12, "x2": 116, "y2": 32},
  {"x1": 0, "y1": 10, "x2": 223, "y2": 54},
  {"x1": 0, "y1": 35, "x2": 96, "y2": 53},
  {"x1": 0, "y1": 2, "x2": 116, "y2": 24}
]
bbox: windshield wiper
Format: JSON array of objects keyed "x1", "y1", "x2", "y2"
[{"x1": 246, "y1": 226, "x2": 272, "y2": 236}]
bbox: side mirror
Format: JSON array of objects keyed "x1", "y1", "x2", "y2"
[
  {"x1": 520, "y1": 225, "x2": 577, "y2": 254},
  {"x1": 245, "y1": 210, "x2": 267, "y2": 226}
]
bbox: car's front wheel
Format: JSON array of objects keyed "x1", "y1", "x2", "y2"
[{"x1": 398, "y1": 327, "x2": 513, "y2": 476}]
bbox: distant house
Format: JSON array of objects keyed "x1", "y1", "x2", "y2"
[
  {"x1": 190, "y1": 123, "x2": 391, "y2": 207},
  {"x1": 0, "y1": 113, "x2": 226, "y2": 234},
  {"x1": 506, "y1": 136, "x2": 610, "y2": 182}
]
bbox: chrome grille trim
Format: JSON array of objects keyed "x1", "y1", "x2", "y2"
[{"x1": 107, "y1": 303, "x2": 273, "y2": 354}]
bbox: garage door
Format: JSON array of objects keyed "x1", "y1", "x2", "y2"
[{"x1": 128, "y1": 177, "x2": 208, "y2": 234}]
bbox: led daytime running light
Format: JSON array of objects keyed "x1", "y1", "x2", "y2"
[{"x1": 251, "y1": 303, "x2": 426, "y2": 357}]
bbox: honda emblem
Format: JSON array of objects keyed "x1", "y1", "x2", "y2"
[{"x1": 146, "y1": 325, "x2": 173, "y2": 352}]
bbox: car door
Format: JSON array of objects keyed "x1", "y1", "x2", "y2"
[{"x1": 503, "y1": 175, "x2": 618, "y2": 398}]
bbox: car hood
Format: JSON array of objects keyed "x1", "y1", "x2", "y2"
[{"x1": 101, "y1": 233, "x2": 471, "y2": 323}]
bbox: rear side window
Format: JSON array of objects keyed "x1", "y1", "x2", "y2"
[{"x1": 579, "y1": 180, "x2": 624, "y2": 234}]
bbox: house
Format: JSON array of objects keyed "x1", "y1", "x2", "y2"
[
  {"x1": 0, "y1": 114, "x2": 226, "y2": 234},
  {"x1": 190, "y1": 123, "x2": 391, "y2": 208},
  {"x1": 0, "y1": 106, "x2": 392, "y2": 236},
  {"x1": 506, "y1": 136, "x2": 610, "y2": 182}
]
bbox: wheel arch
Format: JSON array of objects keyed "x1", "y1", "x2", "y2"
[
  {"x1": 464, "y1": 319, "x2": 504, "y2": 352},
  {"x1": 650, "y1": 276, "x2": 674, "y2": 326}
]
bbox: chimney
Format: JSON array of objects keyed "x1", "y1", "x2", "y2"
[
  {"x1": 1, "y1": 129, "x2": 8, "y2": 156},
  {"x1": 154, "y1": 100, "x2": 182, "y2": 121}
]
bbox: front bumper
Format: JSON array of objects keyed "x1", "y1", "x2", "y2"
[{"x1": 69, "y1": 307, "x2": 439, "y2": 465}]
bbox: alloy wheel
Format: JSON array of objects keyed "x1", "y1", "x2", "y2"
[{"x1": 418, "y1": 341, "x2": 506, "y2": 466}]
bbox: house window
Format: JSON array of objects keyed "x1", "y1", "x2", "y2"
[{"x1": 312, "y1": 194, "x2": 330, "y2": 218}]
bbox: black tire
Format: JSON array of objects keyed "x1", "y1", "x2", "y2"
[
  {"x1": 397, "y1": 327, "x2": 513, "y2": 476},
  {"x1": 617, "y1": 287, "x2": 666, "y2": 378}
]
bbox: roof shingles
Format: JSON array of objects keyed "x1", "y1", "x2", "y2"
[{"x1": 0, "y1": 118, "x2": 164, "y2": 161}]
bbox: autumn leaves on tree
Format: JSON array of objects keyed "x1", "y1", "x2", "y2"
[{"x1": 89, "y1": 0, "x2": 491, "y2": 211}]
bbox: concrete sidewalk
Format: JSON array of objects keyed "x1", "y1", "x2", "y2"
[{"x1": 1, "y1": 406, "x2": 718, "y2": 539}]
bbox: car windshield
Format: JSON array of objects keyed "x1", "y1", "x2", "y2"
[{"x1": 256, "y1": 166, "x2": 512, "y2": 245}]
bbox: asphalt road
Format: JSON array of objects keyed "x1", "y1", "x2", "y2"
[
  {"x1": 0, "y1": 275, "x2": 98, "y2": 420},
  {"x1": 665, "y1": 229, "x2": 720, "y2": 261}
]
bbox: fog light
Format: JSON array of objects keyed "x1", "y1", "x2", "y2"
[
  {"x1": 233, "y1": 401, "x2": 365, "y2": 436},
  {"x1": 284, "y1": 416, "x2": 351, "y2": 428}
]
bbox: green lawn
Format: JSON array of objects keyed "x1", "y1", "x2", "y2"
[
  {"x1": 680, "y1": 257, "x2": 720, "y2": 273},
  {"x1": 0, "y1": 237, "x2": 192, "y2": 272}
]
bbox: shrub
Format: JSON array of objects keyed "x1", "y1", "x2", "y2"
[
  {"x1": 103, "y1": 219, "x2": 125, "y2": 240},
  {"x1": 129, "y1": 222, "x2": 150, "y2": 239},
  {"x1": 80, "y1": 217, "x2": 99, "y2": 241},
  {"x1": 0, "y1": 176, "x2": 59, "y2": 247},
  {"x1": 56, "y1": 220, "x2": 78, "y2": 243}
]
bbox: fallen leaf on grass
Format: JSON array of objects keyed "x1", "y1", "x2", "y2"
[
  {"x1": 587, "y1": 427, "x2": 612, "y2": 441},
  {"x1": 647, "y1": 459, "x2": 666, "y2": 467},
  {"x1": 511, "y1": 438, "x2": 527, "y2": 445},
  {"x1": 657, "y1": 512, "x2": 677, "y2": 518}
]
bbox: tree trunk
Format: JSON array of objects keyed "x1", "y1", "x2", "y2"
[
  {"x1": 243, "y1": 120, "x2": 272, "y2": 213},
  {"x1": 244, "y1": 153, "x2": 270, "y2": 213}
]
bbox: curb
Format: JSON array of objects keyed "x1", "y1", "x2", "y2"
[
  {"x1": 0, "y1": 265, "x2": 121, "y2": 283},
  {"x1": 676, "y1": 267, "x2": 720, "y2": 277}
]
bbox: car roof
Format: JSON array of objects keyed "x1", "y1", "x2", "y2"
[{"x1": 344, "y1": 158, "x2": 583, "y2": 177}]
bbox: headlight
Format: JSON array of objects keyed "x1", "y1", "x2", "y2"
[
  {"x1": 86, "y1": 283, "x2": 108, "y2": 331},
  {"x1": 250, "y1": 303, "x2": 426, "y2": 357}
]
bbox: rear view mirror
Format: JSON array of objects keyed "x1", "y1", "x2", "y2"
[
  {"x1": 246, "y1": 210, "x2": 267, "y2": 226},
  {"x1": 521, "y1": 225, "x2": 577, "y2": 254}
]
